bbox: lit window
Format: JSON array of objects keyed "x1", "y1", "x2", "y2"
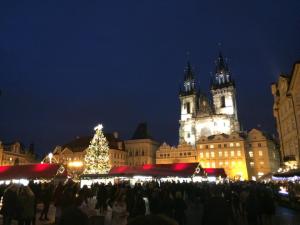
[
  {"x1": 258, "y1": 172, "x2": 264, "y2": 177},
  {"x1": 212, "y1": 162, "x2": 216, "y2": 168},
  {"x1": 224, "y1": 151, "x2": 228, "y2": 157},
  {"x1": 260, "y1": 161, "x2": 264, "y2": 165},
  {"x1": 236, "y1": 143, "x2": 240, "y2": 147},
  {"x1": 225, "y1": 161, "x2": 229, "y2": 166},
  {"x1": 206, "y1": 162, "x2": 210, "y2": 167},
  {"x1": 211, "y1": 152, "x2": 215, "y2": 158},
  {"x1": 249, "y1": 151, "x2": 253, "y2": 157},
  {"x1": 259, "y1": 151, "x2": 263, "y2": 156},
  {"x1": 210, "y1": 144, "x2": 214, "y2": 149},
  {"x1": 199, "y1": 145, "x2": 203, "y2": 149},
  {"x1": 200, "y1": 152, "x2": 203, "y2": 158},
  {"x1": 219, "y1": 161, "x2": 223, "y2": 166},
  {"x1": 206, "y1": 152, "x2": 210, "y2": 158},
  {"x1": 250, "y1": 162, "x2": 254, "y2": 167},
  {"x1": 231, "y1": 151, "x2": 235, "y2": 157},
  {"x1": 219, "y1": 151, "x2": 223, "y2": 157},
  {"x1": 237, "y1": 151, "x2": 241, "y2": 157},
  {"x1": 230, "y1": 143, "x2": 234, "y2": 147}
]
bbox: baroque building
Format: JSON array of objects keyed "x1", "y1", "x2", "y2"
[
  {"x1": 271, "y1": 61, "x2": 300, "y2": 167},
  {"x1": 0, "y1": 141, "x2": 37, "y2": 165},
  {"x1": 156, "y1": 129, "x2": 280, "y2": 180},
  {"x1": 179, "y1": 52, "x2": 240, "y2": 146}
]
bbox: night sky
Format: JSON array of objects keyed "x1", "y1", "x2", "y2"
[{"x1": 0, "y1": 1, "x2": 300, "y2": 157}]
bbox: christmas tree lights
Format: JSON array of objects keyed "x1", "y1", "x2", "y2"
[{"x1": 83, "y1": 124, "x2": 111, "y2": 174}]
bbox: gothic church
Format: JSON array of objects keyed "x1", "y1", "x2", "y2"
[{"x1": 179, "y1": 52, "x2": 240, "y2": 146}]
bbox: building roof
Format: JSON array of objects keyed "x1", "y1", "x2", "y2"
[
  {"x1": 131, "y1": 123, "x2": 153, "y2": 140},
  {"x1": 0, "y1": 163, "x2": 67, "y2": 180},
  {"x1": 81, "y1": 163, "x2": 226, "y2": 178},
  {"x1": 62, "y1": 133, "x2": 124, "y2": 153}
]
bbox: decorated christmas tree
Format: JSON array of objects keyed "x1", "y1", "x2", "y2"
[{"x1": 84, "y1": 124, "x2": 111, "y2": 174}]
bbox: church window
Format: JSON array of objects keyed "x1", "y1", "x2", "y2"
[
  {"x1": 186, "y1": 102, "x2": 191, "y2": 113},
  {"x1": 221, "y1": 96, "x2": 226, "y2": 108}
]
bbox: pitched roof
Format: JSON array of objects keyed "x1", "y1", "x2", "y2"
[
  {"x1": 62, "y1": 133, "x2": 124, "y2": 153},
  {"x1": 131, "y1": 123, "x2": 152, "y2": 140}
]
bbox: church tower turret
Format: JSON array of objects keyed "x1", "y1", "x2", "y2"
[
  {"x1": 179, "y1": 61, "x2": 198, "y2": 145},
  {"x1": 211, "y1": 52, "x2": 240, "y2": 132}
]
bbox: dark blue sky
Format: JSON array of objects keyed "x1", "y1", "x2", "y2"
[{"x1": 0, "y1": 1, "x2": 300, "y2": 156}]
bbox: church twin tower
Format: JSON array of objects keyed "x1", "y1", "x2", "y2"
[{"x1": 179, "y1": 52, "x2": 240, "y2": 146}]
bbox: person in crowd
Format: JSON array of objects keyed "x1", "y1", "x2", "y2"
[
  {"x1": 59, "y1": 194, "x2": 89, "y2": 225},
  {"x1": 202, "y1": 186, "x2": 234, "y2": 225},
  {"x1": 111, "y1": 193, "x2": 129, "y2": 225},
  {"x1": 246, "y1": 188, "x2": 259, "y2": 225},
  {"x1": 1, "y1": 184, "x2": 19, "y2": 225},
  {"x1": 173, "y1": 191, "x2": 187, "y2": 225},
  {"x1": 18, "y1": 186, "x2": 35, "y2": 225},
  {"x1": 128, "y1": 214, "x2": 178, "y2": 225},
  {"x1": 39, "y1": 183, "x2": 52, "y2": 221}
]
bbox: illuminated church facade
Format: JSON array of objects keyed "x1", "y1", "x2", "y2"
[{"x1": 179, "y1": 52, "x2": 240, "y2": 146}]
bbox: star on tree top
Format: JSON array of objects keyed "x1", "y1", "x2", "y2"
[{"x1": 94, "y1": 124, "x2": 103, "y2": 131}]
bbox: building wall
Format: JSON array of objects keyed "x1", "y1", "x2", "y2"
[
  {"x1": 0, "y1": 142, "x2": 36, "y2": 166},
  {"x1": 271, "y1": 62, "x2": 300, "y2": 166},
  {"x1": 156, "y1": 130, "x2": 280, "y2": 180},
  {"x1": 125, "y1": 139, "x2": 160, "y2": 166}
]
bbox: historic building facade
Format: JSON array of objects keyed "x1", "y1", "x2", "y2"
[
  {"x1": 271, "y1": 62, "x2": 300, "y2": 167},
  {"x1": 52, "y1": 133, "x2": 127, "y2": 174},
  {"x1": 124, "y1": 123, "x2": 160, "y2": 166},
  {"x1": 179, "y1": 53, "x2": 240, "y2": 146},
  {"x1": 0, "y1": 141, "x2": 36, "y2": 165},
  {"x1": 156, "y1": 129, "x2": 280, "y2": 180}
]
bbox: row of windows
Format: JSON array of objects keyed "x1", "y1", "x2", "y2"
[
  {"x1": 200, "y1": 160, "x2": 243, "y2": 168},
  {"x1": 129, "y1": 150, "x2": 145, "y2": 157},
  {"x1": 248, "y1": 151, "x2": 263, "y2": 157},
  {"x1": 249, "y1": 161, "x2": 264, "y2": 167},
  {"x1": 200, "y1": 150, "x2": 242, "y2": 158},
  {"x1": 199, "y1": 143, "x2": 241, "y2": 149},
  {"x1": 159, "y1": 152, "x2": 192, "y2": 158}
]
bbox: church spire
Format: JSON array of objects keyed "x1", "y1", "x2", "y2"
[
  {"x1": 212, "y1": 51, "x2": 234, "y2": 89},
  {"x1": 182, "y1": 60, "x2": 196, "y2": 93}
]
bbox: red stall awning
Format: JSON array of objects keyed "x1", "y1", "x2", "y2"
[
  {"x1": 107, "y1": 163, "x2": 226, "y2": 178},
  {"x1": 0, "y1": 163, "x2": 67, "y2": 180}
]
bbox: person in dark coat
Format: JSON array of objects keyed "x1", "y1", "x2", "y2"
[
  {"x1": 1, "y1": 184, "x2": 19, "y2": 225},
  {"x1": 202, "y1": 187, "x2": 232, "y2": 225},
  {"x1": 245, "y1": 190, "x2": 259, "y2": 225},
  {"x1": 39, "y1": 183, "x2": 52, "y2": 221},
  {"x1": 173, "y1": 191, "x2": 187, "y2": 225},
  {"x1": 59, "y1": 196, "x2": 89, "y2": 225}
]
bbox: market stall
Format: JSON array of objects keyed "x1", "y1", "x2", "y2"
[{"x1": 0, "y1": 163, "x2": 67, "y2": 185}]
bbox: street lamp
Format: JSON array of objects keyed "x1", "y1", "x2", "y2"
[{"x1": 48, "y1": 153, "x2": 53, "y2": 164}]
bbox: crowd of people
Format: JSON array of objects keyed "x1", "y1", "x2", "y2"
[{"x1": 0, "y1": 179, "x2": 282, "y2": 225}]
